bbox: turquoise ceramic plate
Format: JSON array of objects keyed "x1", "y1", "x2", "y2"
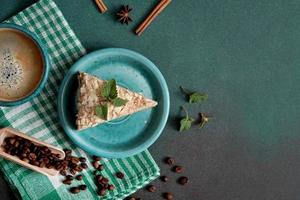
[{"x1": 58, "y1": 48, "x2": 169, "y2": 158}]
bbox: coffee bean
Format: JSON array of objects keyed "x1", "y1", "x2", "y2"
[
  {"x1": 108, "y1": 184, "x2": 115, "y2": 191},
  {"x1": 146, "y1": 185, "x2": 156, "y2": 192},
  {"x1": 100, "y1": 177, "x2": 109, "y2": 184},
  {"x1": 80, "y1": 163, "x2": 88, "y2": 169},
  {"x1": 63, "y1": 149, "x2": 72, "y2": 155},
  {"x1": 71, "y1": 157, "x2": 80, "y2": 164},
  {"x1": 75, "y1": 165, "x2": 83, "y2": 172},
  {"x1": 165, "y1": 157, "x2": 175, "y2": 165},
  {"x1": 115, "y1": 172, "x2": 124, "y2": 179},
  {"x1": 22, "y1": 158, "x2": 30, "y2": 163},
  {"x1": 76, "y1": 175, "x2": 83, "y2": 181},
  {"x1": 97, "y1": 188, "x2": 106, "y2": 196},
  {"x1": 63, "y1": 179, "x2": 72, "y2": 185},
  {"x1": 28, "y1": 153, "x2": 37, "y2": 161},
  {"x1": 69, "y1": 163, "x2": 77, "y2": 169},
  {"x1": 65, "y1": 156, "x2": 71, "y2": 161},
  {"x1": 39, "y1": 162, "x2": 46, "y2": 168},
  {"x1": 9, "y1": 138, "x2": 16, "y2": 145},
  {"x1": 163, "y1": 192, "x2": 173, "y2": 200},
  {"x1": 173, "y1": 165, "x2": 183, "y2": 173},
  {"x1": 126, "y1": 197, "x2": 136, "y2": 200},
  {"x1": 92, "y1": 161, "x2": 99, "y2": 169},
  {"x1": 70, "y1": 187, "x2": 80, "y2": 194},
  {"x1": 160, "y1": 175, "x2": 168, "y2": 182},
  {"x1": 60, "y1": 170, "x2": 67, "y2": 176},
  {"x1": 178, "y1": 176, "x2": 189, "y2": 185},
  {"x1": 66, "y1": 175, "x2": 74, "y2": 180},
  {"x1": 97, "y1": 164, "x2": 104, "y2": 171},
  {"x1": 96, "y1": 174, "x2": 103, "y2": 181},
  {"x1": 79, "y1": 184, "x2": 87, "y2": 190},
  {"x1": 32, "y1": 161, "x2": 39, "y2": 166},
  {"x1": 79, "y1": 157, "x2": 86, "y2": 162},
  {"x1": 70, "y1": 169, "x2": 77, "y2": 175},
  {"x1": 93, "y1": 156, "x2": 101, "y2": 161}
]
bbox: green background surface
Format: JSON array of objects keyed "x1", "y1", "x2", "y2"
[{"x1": 1, "y1": 0, "x2": 300, "y2": 199}]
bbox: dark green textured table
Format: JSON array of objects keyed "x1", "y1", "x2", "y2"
[{"x1": 1, "y1": 0, "x2": 300, "y2": 199}]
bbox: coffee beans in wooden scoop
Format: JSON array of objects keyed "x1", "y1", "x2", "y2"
[{"x1": 2, "y1": 136, "x2": 64, "y2": 170}]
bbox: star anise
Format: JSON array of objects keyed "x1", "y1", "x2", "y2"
[{"x1": 117, "y1": 5, "x2": 133, "y2": 25}]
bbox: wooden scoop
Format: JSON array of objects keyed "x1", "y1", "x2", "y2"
[{"x1": 0, "y1": 128, "x2": 65, "y2": 176}]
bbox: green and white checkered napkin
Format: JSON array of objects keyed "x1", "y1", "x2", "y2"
[{"x1": 0, "y1": 0, "x2": 160, "y2": 199}]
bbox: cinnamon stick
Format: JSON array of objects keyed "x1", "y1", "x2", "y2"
[
  {"x1": 95, "y1": 0, "x2": 108, "y2": 13},
  {"x1": 135, "y1": 0, "x2": 172, "y2": 36}
]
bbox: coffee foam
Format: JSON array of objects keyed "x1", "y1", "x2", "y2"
[{"x1": 0, "y1": 28, "x2": 44, "y2": 102}]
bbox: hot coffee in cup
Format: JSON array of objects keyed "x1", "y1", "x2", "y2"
[{"x1": 0, "y1": 23, "x2": 49, "y2": 106}]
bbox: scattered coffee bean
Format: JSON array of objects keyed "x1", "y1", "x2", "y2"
[
  {"x1": 70, "y1": 169, "x2": 77, "y2": 175},
  {"x1": 70, "y1": 187, "x2": 80, "y2": 194},
  {"x1": 63, "y1": 148, "x2": 72, "y2": 155},
  {"x1": 163, "y1": 192, "x2": 173, "y2": 200},
  {"x1": 126, "y1": 197, "x2": 136, "y2": 200},
  {"x1": 80, "y1": 163, "x2": 88, "y2": 169},
  {"x1": 160, "y1": 175, "x2": 168, "y2": 182},
  {"x1": 71, "y1": 156, "x2": 80, "y2": 164},
  {"x1": 60, "y1": 170, "x2": 67, "y2": 176},
  {"x1": 100, "y1": 177, "x2": 109, "y2": 184},
  {"x1": 97, "y1": 188, "x2": 106, "y2": 196},
  {"x1": 76, "y1": 175, "x2": 83, "y2": 181},
  {"x1": 93, "y1": 156, "x2": 101, "y2": 161},
  {"x1": 108, "y1": 184, "x2": 115, "y2": 191},
  {"x1": 66, "y1": 175, "x2": 74, "y2": 180},
  {"x1": 173, "y1": 165, "x2": 183, "y2": 173},
  {"x1": 92, "y1": 161, "x2": 99, "y2": 169},
  {"x1": 97, "y1": 164, "x2": 104, "y2": 171},
  {"x1": 62, "y1": 179, "x2": 72, "y2": 185},
  {"x1": 79, "y1": 184, "x2": 87, "y2": 190},
  {"x1": 178, "y1": 176, "x2": 189, "y2": 185},
  {"x1": 165, "y1": 157, "x2": 175, "y2": 165},
  {"x1": 79, "y1": 157, "x2": 86, "y2": 162},
  {"x1": 96, "y1": 174, "x2": 103, "y2": 181},
  {"x1": 116, "y1": 172, "x2": 124, "y2": 179},
  {"x1": 146, "y1": 185, "x2": 156, "y2": 192}
]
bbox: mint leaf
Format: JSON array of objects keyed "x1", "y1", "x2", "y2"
[
  {"x1": 189, "y1": 92, "x2": 208, "y2": 104},
  {"x1": 101, "y1": 79, "x2": 116, "y2": 99},
  {"x1": 179, "y1": 106, "x2": 194, "y2": 132},
  {"x1": 95, "y1": 104, "x2": 108, "y2": 120},
  {"x1": 109, "y1": 79, "x2": 117, "y2": 100},
  {"x1": 179, "y1": 116, "x2": 194, "y2": 132},
  {"x1": 180, "y1": 86, "x2": 208, "y2": 104},
  {"x1": 112, "y1": 97, "x2": 128, "y2": 107}
]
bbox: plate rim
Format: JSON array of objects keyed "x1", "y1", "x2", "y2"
[{"x1": 57, "y1": 48, "x2": 170, "y2": 158}]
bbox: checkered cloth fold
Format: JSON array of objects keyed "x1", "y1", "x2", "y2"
[{"x1": 0, "y1": 0, "x2": 160, "y2": 199}]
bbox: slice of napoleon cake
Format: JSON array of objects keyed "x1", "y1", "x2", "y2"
[{"x1": 76, "y1": 72, "x2": 158, "y2": 130}]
